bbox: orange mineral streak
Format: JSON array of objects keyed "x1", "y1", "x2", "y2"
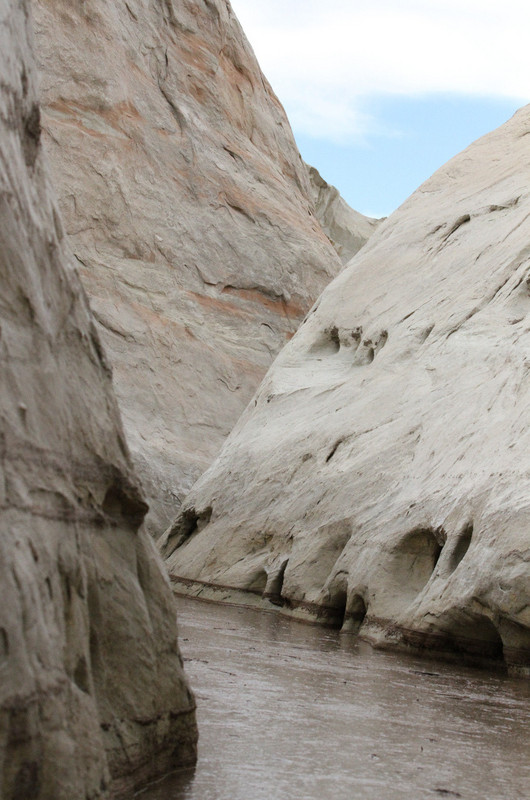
[
  {"x1": 220, "y1": 286, "x2": 306, "y2": 318},
  {"x1": 174, "y1": 31, "x2": 221, "y2": 79},
  {"x1": 182, "y1": 291, "x2": 250, "y2": 320},
  {"x1": 45, "y1": 99, "x2": 143, "y2": 135}
]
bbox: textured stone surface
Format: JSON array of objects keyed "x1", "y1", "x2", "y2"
[
  {"x1": 164, "y1": 107, "x2": 530, "y2": 675},
  {"x1": 306, "y1": 164, "x2": 381, "y2": 264},
  {"x1": 0, "y1": 4, "x2": 196, "y2": 798},
  {"x1": 33, "y1": 0, "x2": 349, "y2": 533}
]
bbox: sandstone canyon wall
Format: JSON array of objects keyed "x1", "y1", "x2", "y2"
[
  {"x1": 0, "y1": 4, "x2": 196, "y2": 798},
  {"x1": 32, "y1": 0, "x2": 366, "y2": 533},
  {"x1": 306, "y1": 164, "x2": 381, "y2": 265},
  {"x1": 164, "y1": 107, "x2": 530, "y2": 676}
]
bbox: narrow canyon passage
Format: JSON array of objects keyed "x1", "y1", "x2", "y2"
[{"x1": 138, "y1": 598, "x2": 529, "y2": 800}]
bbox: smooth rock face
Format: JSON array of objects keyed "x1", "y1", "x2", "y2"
[
  {"x1": 0, "y1": 4, "x2": 196, "y2": 798},
  {"x1": 306, "y1": 164, "x2": 381, "y2": 264},
  {"x1": 33, "y1": 0, "x2": 347, "y2": 533},
  {"x1": 164, "y1": 107, "x2": 530, "y2": 675}
]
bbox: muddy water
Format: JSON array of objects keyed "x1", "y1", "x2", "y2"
[{"x1": 139, "y1": 597, "x2": 529, "y2": 800}]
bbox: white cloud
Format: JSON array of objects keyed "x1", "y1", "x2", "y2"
[{"x1": 230, "y1": 0, "x2": 530, "y2": 141}]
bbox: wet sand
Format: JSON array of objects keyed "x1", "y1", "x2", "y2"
[{"x1": 138, "y1": 597, "x2": 529, "y2": 800}]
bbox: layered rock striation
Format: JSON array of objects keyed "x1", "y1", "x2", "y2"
[
  {"x1": 306, "y1": 164, "x2": 381, "y2": 264},
  {"x1": 32, "y1": 0, "x2": 354, "y2": 532},
  {"x1": 0, "y1": 4, "x2": 196, "y2": 798},
  {"x1": 164, "y1": 107, "x2": 530, "y2": 675}
]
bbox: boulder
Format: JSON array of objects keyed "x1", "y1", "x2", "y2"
[
  {"x1": 0, "y1": 4, "x2": 196, "y2": 798},
  {"x1": 164, "y1": 107, "x2": 530, "y2": 675}
]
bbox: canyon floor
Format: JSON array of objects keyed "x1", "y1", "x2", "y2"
[{"x1": 138, "y1": 598, "x2": 529, "y2": 800}]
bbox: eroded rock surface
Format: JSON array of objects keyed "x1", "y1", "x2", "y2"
[
  {"x1": 306, "y1": 164, "x2": 381, "y2": 264},
  {"x1": 33, "y1": 0, "x2": 348, "y2": 533},
  {"x1": 0, "y1": 4, "x2": 196, "y2": 798},
  {"x1": 164, "y1": 108, "x2": 530, "y2": 675}
]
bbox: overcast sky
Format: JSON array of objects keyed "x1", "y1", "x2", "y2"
[{"x1": 230, "y1": 0, "x2": 529, "y2": 217}]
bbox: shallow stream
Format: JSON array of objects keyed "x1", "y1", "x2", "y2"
[{"x1": 139, "y1": 596, "x2": 529, "y2": 800}]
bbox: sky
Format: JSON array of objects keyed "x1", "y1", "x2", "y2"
[{"x1": 229, "y1": 0, "x2": 529, "y2": 218}]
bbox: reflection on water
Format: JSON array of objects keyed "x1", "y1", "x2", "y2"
[{"x1": 137, "y1": 597, "x2": 530, "y2": 800}]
